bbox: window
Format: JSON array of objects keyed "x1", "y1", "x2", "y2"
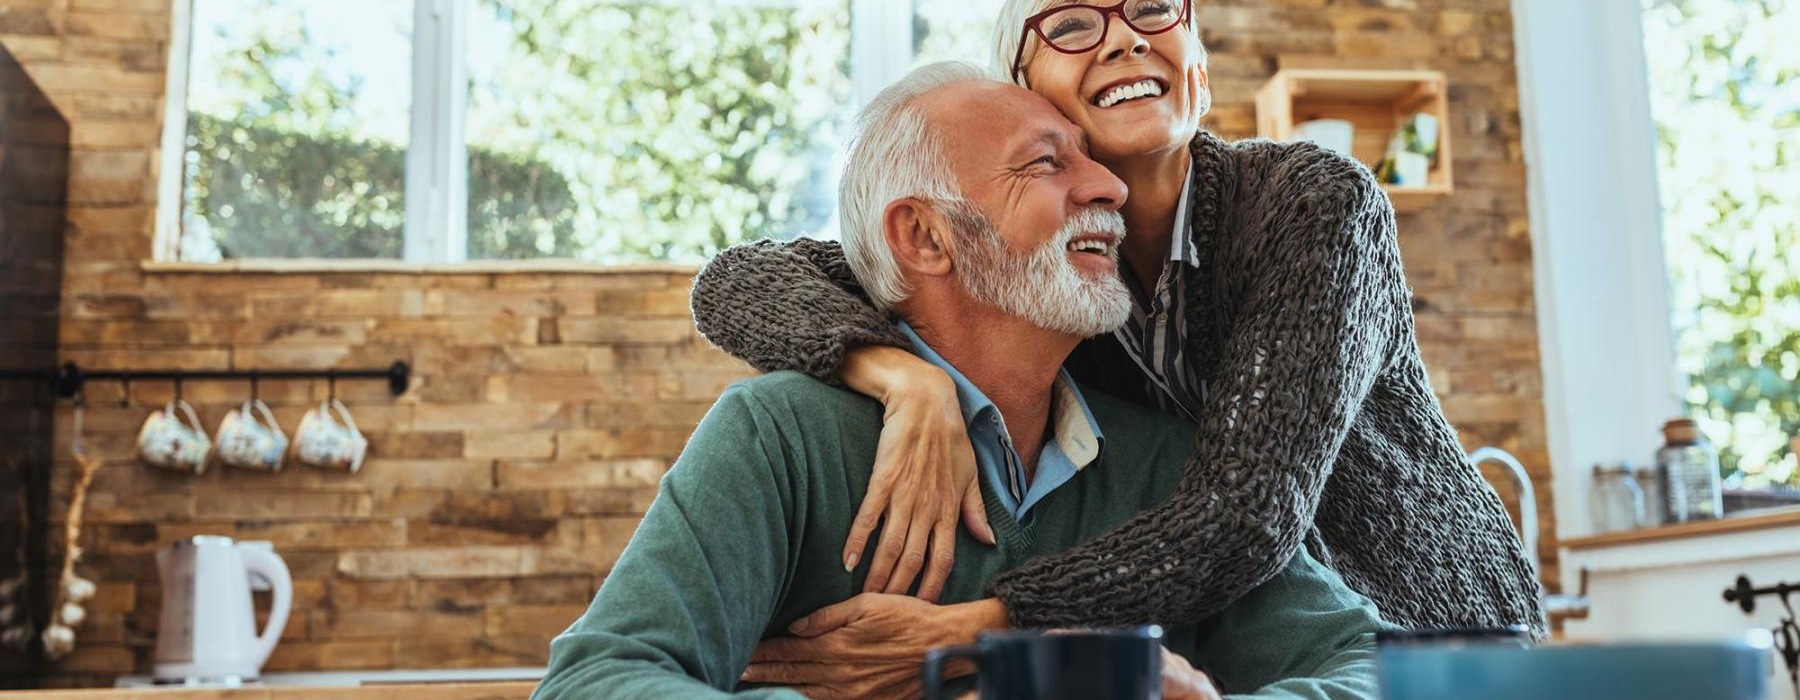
[
  {"x1": 161, "y1": 0, "x2": 1000, "y2": 265},
  {"x1": 171, "y1": 0, "x2": 414, "y2": 261},
  {"x1": 1641, "y1": 0, "x2": 1800, "y2": 509}
]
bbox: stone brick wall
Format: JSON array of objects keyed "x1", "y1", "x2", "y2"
[
  {"x1": 1, "y1": 0, "x2": 1553, "y2": 687},
  {"x1": 1198, "y1": 0, "x2": 1552, "y2": 587}
]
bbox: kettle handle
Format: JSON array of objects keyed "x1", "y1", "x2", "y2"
[{"x1": 236, "y1": 544, "x2": 292, "y2": 671}]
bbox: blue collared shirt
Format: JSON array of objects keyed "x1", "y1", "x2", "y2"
[{"x1": 897, "y1": 322, "x2": 1105, "y2": 522}]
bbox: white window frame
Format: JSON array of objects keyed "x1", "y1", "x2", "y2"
[
  {"x1": 157, "y1": 0, "x2": 926, "y2": 264},
  {"x1": 404, "y1": 0, "x2": 469, "y2": 264},
  {"x1": 1511, "y1": 0, "x2": 1694, "y2": 582}
]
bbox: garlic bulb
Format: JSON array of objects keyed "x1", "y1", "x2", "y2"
[
  {"x1": 0, "y1": 625, "x2": 29, "y2": 651},
  {"x1": 0, "y1": 603, "x2": 15, "y2": 623},
  {"x1": 58, "y1": 602, "x2": 86, "y2": 627},
  {"x1": 63, "y1": 576, "x2": 96, "y2": 604},
  {"x1": 41, "y1": 623, "x2": 75, "y2": 659},
  {"x1": 0, "y1": 575, "x2": 22, "y2": 600}
]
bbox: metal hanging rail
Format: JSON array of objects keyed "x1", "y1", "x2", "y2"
[{"x1": 0, "y1": 360, "x2": 411, "y2": 399}]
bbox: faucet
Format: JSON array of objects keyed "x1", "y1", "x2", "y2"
[{"x1": 1468, "y1": 446, "x2": 1590, "y2": 626}]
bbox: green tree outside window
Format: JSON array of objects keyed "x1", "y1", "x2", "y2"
[{"x1": 1643, "y1": 0, "x2": 1800, "y2": 489}]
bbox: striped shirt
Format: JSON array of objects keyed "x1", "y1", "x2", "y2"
[{"x1": 1113, "y1": 164, "x2": 1206, "y2": 421}]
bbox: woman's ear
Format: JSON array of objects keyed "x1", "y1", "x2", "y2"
[
  {"x1": 1187, "y1": 39, "x2": 1212, "y2": 119},
  {"x1": 883, "y1": 198, "x2": 955, "y2": 278},
  {"x1": 1189, "y1": 31, "x2": 1210, "y2": 89}
]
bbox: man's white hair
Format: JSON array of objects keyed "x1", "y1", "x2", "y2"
[
  {"x1": 991, "y1": 0, "x2": 1204, "y2": 88},
  {"x1": 839, "y1": 61, "x2": 994, "y2": 311}
]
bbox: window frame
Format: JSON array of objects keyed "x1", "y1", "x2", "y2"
[
  {"x1": 1513, "y1": 0, "x2": 1800, "y2": 575},
  {"x1": 1515, "y1": 0, "x2": 1684, "y2": 579},
  {"x1": 157, "y1": 0, "x2": 927, "y2": 265}
]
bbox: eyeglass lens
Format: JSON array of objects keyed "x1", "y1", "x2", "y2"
[{"x1": 1040, "y1": 0, "x2": 1183, "y2": 51}]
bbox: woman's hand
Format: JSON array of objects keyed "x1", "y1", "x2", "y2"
[
  {"x1": 1160, "y1": 648, "x2": 1221, "y2": 700},
  {"x1": 839, "y1": 346, "x2": 995, "y2": 602},
  {"x1": 741, "y1": 594, "x2": 1005, "y2": 699}
]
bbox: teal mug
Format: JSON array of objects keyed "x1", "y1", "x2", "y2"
[
  {"x1": 923, "y1": 626, "x2": 1164, "y2": 700},
  {"x1": 1378, "y1": 636, "x2": 1772, "y2": 700}
]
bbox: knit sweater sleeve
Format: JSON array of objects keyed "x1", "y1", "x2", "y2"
[
  {"x1": 988, "y1": 148, "x2": 1404, "y2": 628},
  {"x1": 690, "y1": 237, "x2": 909, "y2": 383}
]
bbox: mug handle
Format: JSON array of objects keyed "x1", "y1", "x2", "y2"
[
  {"x1": 325, "y1": 398, "x2": 361, "y2": 437},
  {"x1": 249, "y1": 399, "x2": 282, "y2": 433},
  {"x1": 172, "y1": 400, "x2": 205, "y2": 433},
  {"x1": 923, "y1": 644, "x2": 984, "y2": 700}
]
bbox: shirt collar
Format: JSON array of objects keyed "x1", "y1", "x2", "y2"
[
  {"x1": 1170, "y1": 160, "x2": 1201, "y2": 268},
  {"x1": 896, "y1": 321, "x2": 1104, "y2": 469}
]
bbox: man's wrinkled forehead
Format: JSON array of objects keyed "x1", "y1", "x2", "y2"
[{"x1": 919, "y1": 81, "x2": 1088, "y2": 162}]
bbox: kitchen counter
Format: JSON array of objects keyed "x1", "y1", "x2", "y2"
[
  {"x1": 1560, "y1": 506, "x2": 1800, "y2": 550},
  {"x1": 0, "y1": 681, "x2": 537, "y2": 699}
]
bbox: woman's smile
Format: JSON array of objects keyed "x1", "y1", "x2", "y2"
[
  {"x1": 1091, "y1": 77, "x2": 1168, "y2": 108},
  {"x1": 1022, "y1": 19, "x2": 1207, "y2": 162}
]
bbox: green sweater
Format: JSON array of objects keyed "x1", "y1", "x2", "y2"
[{"x1": 533, "y1": 372, "x2": 1386, "y2": 699}]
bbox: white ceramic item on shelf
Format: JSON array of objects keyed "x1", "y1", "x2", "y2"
[
  {"x1": 292, "y1": 399, "x2": 367, "y2": 473},
  {"x1": 153, "y1": 536, "x2": 292, "y2": 686},
  {"x1": 1291, "y1": 119, "x2": 1355, "y2": 158},
  {"x1": 1394, "y1": 151, "x2": 1430, "y2": 187},
  {"x1": 136, "y1": 400, "x2": 211, "y2": 475},
  {"x1": 214, "y1": 399, "x2": 288, "y2": 473}
]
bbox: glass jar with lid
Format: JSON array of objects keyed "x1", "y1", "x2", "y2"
[
  {"x1": 1634, "y1": 462, "x2": 1667, "y2": 528},
  {"x1": 1657, "y1": 418, "x2": 1723, "y2": 523},
  {"x1": 1590, "y1": 462, "x2": 1645, "y2": 534}
]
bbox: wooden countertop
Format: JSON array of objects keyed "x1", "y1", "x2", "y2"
[
  {"x1": 0, "y1": 681, "x2": 537, "y2": 699},
  {"x1": 1560, "y1": 506, "x2": 1800, "y2": 550}
]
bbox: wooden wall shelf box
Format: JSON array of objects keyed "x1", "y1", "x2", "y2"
[{"x1": 1254, "y1": 69, "x2": 1454, "y2": 212}]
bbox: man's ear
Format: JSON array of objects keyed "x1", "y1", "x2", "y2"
[{"x1": 882, "y1": 198, "x2": 954, "y2": 278}]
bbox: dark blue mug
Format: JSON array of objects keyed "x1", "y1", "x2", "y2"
[{"x1": 922, "y1": 626, "x2": 1164, "y2": 700}]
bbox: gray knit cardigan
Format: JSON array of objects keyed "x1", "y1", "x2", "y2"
[{"x1": 689, "y1": 130, "x2": 1546, "y2": 635}]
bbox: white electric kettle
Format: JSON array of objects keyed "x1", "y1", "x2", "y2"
[{"x1": 153, "y1": 536, "x2": 292, "y2": 685}]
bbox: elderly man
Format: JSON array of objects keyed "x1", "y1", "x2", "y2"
[{"x1": 533, "y1": 62, "x2": 1385, "y2": 700}]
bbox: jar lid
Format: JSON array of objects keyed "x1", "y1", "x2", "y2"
[
  {"x1": 1663, "y1": 418, "x2": 1703, "y2": 443},
  {"x1": 1593, "y1": 462, "x2": 1634, "y2": 475}
]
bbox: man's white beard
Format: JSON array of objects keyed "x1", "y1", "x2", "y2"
[{"x1": 951, "y1": 204, "x2": 1133, "y2": 338}]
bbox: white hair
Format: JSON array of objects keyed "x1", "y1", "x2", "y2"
[
  {"x1": 991, "y1": 0, "x2": 1204, "y2": 88},
  {"x1": 838, "y1": 61, "x2": 995, "y2": 311}
]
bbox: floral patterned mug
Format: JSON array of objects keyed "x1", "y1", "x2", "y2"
[
  {"x1": 215, "y1": 399, "x2": 288, "y2": 473},
  {"x1": 292, "y1": 399, "x2": 366, "y2": 473},
  {"x1": 137, "y1": 400, "x2": 211, "y2": 475}
]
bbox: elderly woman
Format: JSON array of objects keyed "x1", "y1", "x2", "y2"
[{"x1": 694, "y1": 0, "x2": 1543, "y2": 670}]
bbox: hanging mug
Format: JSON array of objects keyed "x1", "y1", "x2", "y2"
[
  {"x1": 215, "y1": 399, "x2": 288, "y2": 473},
  {"x1": 293, "y1": 399, "x2": 366, "y2": 473},
  {"x1": 137, "y1": 400, "x2": 211, "y2": 475}
]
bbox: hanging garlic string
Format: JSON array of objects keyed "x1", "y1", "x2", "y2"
[{"x1": 43, "y1": 393, "x2": 100, "y2": 660}]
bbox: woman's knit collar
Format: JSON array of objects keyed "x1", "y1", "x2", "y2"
[{"x1": 1184, "y1": 129, "x2": 1237, "y2": 272}]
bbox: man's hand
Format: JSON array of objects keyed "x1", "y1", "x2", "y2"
[
  {"x1": 741, "y1": 594, "x2": 1005, "y2": 699},
  {"x1": 1161, "y1": 647, "x2": 1222, "y2": 700}
]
